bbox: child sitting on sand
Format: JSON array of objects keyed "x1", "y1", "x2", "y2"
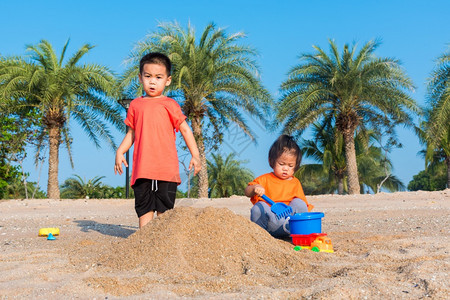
[
  {"x1": 114, "y1": 52, "x2": 200, "y2": 229},
  {"x1": 245, "y1": 135, "x2": 313, "y2": 237}
]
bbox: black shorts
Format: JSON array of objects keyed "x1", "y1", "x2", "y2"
[{"x1": 132, "y1": 178, "x2": 177, "y2": 217}]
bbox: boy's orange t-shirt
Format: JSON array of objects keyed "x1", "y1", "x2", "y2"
[
  {"x1": 248, "y1": 172, "x2": 313, "y2": 211},
  {"x1": 125, "y1": 96, "x2": 186, "y2": 186}
]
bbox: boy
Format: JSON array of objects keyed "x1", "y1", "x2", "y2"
[
  {"x1": 114, "y1": 52, "x2": 200, "y2": 228},
  {"x1": 245, "y1": 135, "x2": 313, "y2": 237}
]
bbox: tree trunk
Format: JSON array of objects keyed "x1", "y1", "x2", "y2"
[
  {"x1": 338, "y1": 176, "x2": 344, "y2": 195},
  {"x1": 32, "y1": 156, "x2": 45, "y2": 198},
  {"x1": 343, "y1": 131, "x2": 360, "y2": 194},
  {"x1": 47, "y1": 126, "x2": 61, "y2": 199},
  {"x1": 377, "y1": 174, "x2": 391, "y2": 194},
  {"x1": 20, "y1": 161, "x2": 28, "y2": 199},
  {"x1": 447, "y1": 157, "x2": 450, "y2": 189},
  {"x1": 190, "y1": 116, "x2": 209, "y2": 198}
]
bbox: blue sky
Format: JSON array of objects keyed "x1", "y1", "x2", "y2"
[{"x1": 1, "y1": 0, "x2": 449, "y2": 193}]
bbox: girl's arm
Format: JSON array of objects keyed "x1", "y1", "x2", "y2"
[
  {"x1": 179, "y1": 120, "x2": 201, "y2": 175},
  {"x1": 245, "y1": 184, "x2": 265, "y2": 197},
  {"x1": 114, "y1": 127, "x2": 135, "y2": 175}
]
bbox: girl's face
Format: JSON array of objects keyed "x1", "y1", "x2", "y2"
[
  {"x1": 272, "y1": 152, "x2": 297, "y2": 180},
  {"x1": 138, "y1": 63, "x2": 171, "y2": 98}
]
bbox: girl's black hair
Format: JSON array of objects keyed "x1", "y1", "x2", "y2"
[
  {"x1": 268, "y1": 135, "x2": 302, "y2": 171},
  {"x1": 139, "y1": 52, "x2": 172, "y2": 75}
]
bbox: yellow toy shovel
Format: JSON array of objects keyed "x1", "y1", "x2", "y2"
[{"x1": 38, "y1": 227, "x2": 60, "y2": 237}]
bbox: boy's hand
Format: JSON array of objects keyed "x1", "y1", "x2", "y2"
[
  {"x1": 189, "y1": 156, "x2": 201, "y2": 176},
  {"x1": 114, "y1": 153, "x2": 128, "y2": 175}
]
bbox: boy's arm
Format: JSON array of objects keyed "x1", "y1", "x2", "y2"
[
  {"x1": 179, "y1": 120, "x2": 201, "y2": 175},
  {"x1": 114, "y1": 127, "x2": 135, "y2": 175}
]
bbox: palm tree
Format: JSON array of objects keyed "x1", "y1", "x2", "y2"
[
  {"x1": 299, "y1": 123, "x2": 347, "y2": 194},
  {"x1": 60, "y1": 175, "x2": 105, "y2": 199},
  {"x1": 355, "y1": 132, "x2": 405, "y2": 193},
  {"x1": 277, "y1": 39, "x2": 417, "y2": 194},
  {"x1": 425, "y1": 48, "x2": 450, "y2": 187},
  {"x1": 120, "y1": 21, "x2": 272, "y2": 198},
  {"x1": 4, "y1": 178, "x2": 46, "y2": 199},
  {"x1": 298, "y1": 123, "x2": 404, "y2": 194},
  {"x1": 414, "y1": 119, "x2": 448, "y2": 190},
  {"x1": 407, "y1": 160, "x2": 447, "y2": 191},
  {"x1": 0, "y1": 40, "x2": 122, "y2": 199},
  {"x1": 421, "y1": 123, "x2": 450, "y2": 189},
  {"x1": 426, "y1": 48, "x2": 450, "y2": 140},
  {"x1": 207, "y1": 152, "x2": 254, "y2": 198}
]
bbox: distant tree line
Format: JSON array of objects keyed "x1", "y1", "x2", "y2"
[{"x1": 0, "y1": 21, "x2": 448, "y2": 199}]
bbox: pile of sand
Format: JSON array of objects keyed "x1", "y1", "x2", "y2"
[
  {"x1": 2, "y1": 192, "x2": 448, "y2": 298},
  {"x1": 89, "y1": 206, "x2": 311, "y2": 295}
]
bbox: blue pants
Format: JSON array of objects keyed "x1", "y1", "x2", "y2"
[{"x1": 250, "y1": 198, "x2": 308, "y2": 238}]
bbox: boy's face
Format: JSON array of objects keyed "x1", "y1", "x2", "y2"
[
  {"x1": 138, "y1": 63, "x2": 171, "y2": 98},
  {"x1": 272, "y1": 151, "x2": 297, "y2": 180}
]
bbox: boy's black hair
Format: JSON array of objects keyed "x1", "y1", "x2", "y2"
[
  {"x1": 268, "y1": 135, "x2": 302, "y2": 171},
  {"x1": 139, "y1": 52, "x2": 172, "y2": 75}
]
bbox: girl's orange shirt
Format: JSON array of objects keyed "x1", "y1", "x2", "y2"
[
  {"x1": 125, "y1": 96, "x2": 186, "y2": 186},
  {"x1": 248, "y1": 172, "x2": 313, "y2": 211}
]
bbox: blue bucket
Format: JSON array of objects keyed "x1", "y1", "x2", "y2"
[{"x1": 288, "y1": 212, "x2": 324, "y2": 235}]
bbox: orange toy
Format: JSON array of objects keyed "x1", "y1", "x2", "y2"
[{"x1": 310, "y1": 236, "x2": 334, "y2": 253}]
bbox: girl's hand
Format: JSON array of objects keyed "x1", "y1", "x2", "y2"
[
  {"x1": 253, "y1": 184, "x2": 265, "y2": 197},
  {"x1": 244, "y1": 183, "x2": 265, "y2": 198}
]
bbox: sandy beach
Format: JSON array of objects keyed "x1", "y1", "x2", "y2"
[{"x1": 1, "y1": 190, "x2": 449, "y2": 299}]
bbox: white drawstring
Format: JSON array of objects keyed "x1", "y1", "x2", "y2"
[{"x1": 151, "y1": 179, "x2": 158, "y2": 191}]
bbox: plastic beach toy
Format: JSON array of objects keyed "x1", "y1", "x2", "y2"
[
  {"x1": 285, "y1": 212, "x2": 324, "y2": 235},
  {"x1": 261, "y1": 194, "x2": 293, "y2": 219},
  {"x1": 47, "y1": 233, "x2": 56, "y2": 240},
  {"x1": 310, "y1": 236, "x2": 334, "y2": 253},
  {"x1": 39, "y1": 227, "x2": 60, "y2": 237},
  {"x1": 291, "y1": 233, "x2": 327, "y2": 246},
  {"x1": 292, "y1": 235, "x2": 334, "y2": 253}
]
